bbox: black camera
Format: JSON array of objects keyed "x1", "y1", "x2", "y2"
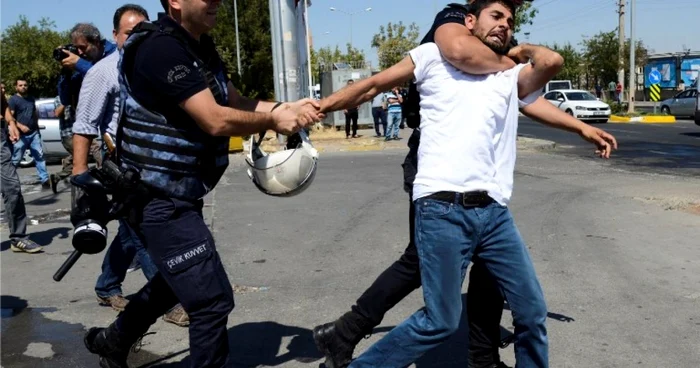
[{"x1": 53, "y1": 44, "x2": 79, "y2": 61}]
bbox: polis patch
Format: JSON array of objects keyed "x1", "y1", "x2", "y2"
[{"x1": 165, "y1": 242, "x2": 211, "y2": 273}]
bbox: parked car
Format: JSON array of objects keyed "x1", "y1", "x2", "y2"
[
  {"x1": 660, "y1": 89, "x2": 698, "y2": 119},
  {"x1": 695, "y1": 81, "x2": 700, "y2": 126},
  {"x1": 18, "y1": 98, "x2": 68, "y2": 167},
  {"x1": 543, "y1": 89, "x2": 611, "y2": 123}
]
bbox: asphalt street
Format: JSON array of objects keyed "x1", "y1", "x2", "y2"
[
  {"x1": 2, "y1": 140, "x2": 700, "y2": 367},
  {"x1": 518, "y1": 117, "x2": 700, "y2": 177}
]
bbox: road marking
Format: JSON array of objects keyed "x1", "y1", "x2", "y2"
[
  {"x1": 604, "y1": 128, "x2": 643, "y2": 135},
  {"x1": 649, "y1": 150, "x2": 670, "y2": 155}
]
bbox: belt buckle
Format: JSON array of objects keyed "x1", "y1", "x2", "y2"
[{"x1": 461, "y1": 191, "x2": 487, "y2": 207}]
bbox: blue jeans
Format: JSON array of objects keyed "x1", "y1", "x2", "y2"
[
  {"x1": 95, "y1": 219, "x2": 159, "y2": 298},
  {"x1": 350, "y1": 197, "x2": 548, "y2": 368},
  {"x1": 387, "y1": 110, "x2": 401, "y2": 139},
  {"x1": 11, "y1": 130, "x2": 48, "y2": 183}
]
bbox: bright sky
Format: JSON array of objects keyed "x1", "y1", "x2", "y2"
[{"x1": 2, "y1": 0, "x2": 699, "y2": 70}]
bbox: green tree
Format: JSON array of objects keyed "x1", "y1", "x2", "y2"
[
  {"x1": 371, "y1": 22, "x2": 420, "y2": 70},
  {"x1": 310, "y1": 43, "x2": 365, "y2": 85},
  {"x1": 548, "y1": 42, "x2": 583, "y2": 86},
  {"x1": 513, "y1": 1, "x2": 538, "y2": 34},
  {"x1": 580, "y1": 30, "x2": 649, "y2": 88},
  {"x1": 1, "y1": 16, "x2": 69, "y2": 97},
  {"x1": 210, "y1": 0, "x2": 273, "y2": 99}
]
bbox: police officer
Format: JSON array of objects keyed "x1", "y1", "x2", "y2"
[{"x1": 84, "y1": 1, "x2": 322, "y2": 367}]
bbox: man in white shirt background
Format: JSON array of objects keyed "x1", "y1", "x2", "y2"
[{"x1": 317, "y1": 0, "x2": 617, "y2": 366}]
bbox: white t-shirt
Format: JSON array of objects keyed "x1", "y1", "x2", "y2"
[{"x1": 409, "y1": 43, "x2": 538, "y2": 205}]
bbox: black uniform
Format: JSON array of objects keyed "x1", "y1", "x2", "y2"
[
  {"x1": 338, "y1": 4, "x2": 508, "y2": 367},
  {"x1": 86, "y1": 15, "x2": 235, "y2": 368}
]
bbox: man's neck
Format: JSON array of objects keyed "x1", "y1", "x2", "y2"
[
  {"x1": 16, "y1": 92, "x2": 26, "y2": 98},
  {"x1": 171, "y1": 14, "x2": 201, "y2": 41}
]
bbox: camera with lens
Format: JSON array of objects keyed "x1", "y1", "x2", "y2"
[
  {"x1": 70, "y1": 159, "x2": 146, "y2": 255},
  {"x1": 53, "y1": 44, "x2": 79, "y2": 61}
]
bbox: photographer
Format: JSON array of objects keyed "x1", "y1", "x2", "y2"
[{"x1": 49, "y1": 23, "x2": 116, "y2": 191}]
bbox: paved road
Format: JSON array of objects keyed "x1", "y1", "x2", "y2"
[
  {"x1": 519, "y1": 117, "x2": 700, "y2": 177},
  {"x1": 2, "y1": 145, "x2": 700, "y2": 367}
]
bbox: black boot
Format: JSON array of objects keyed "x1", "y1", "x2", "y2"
[
  {"x1": 84, "y1": 324, "x2": 134, "y2": 368},
  {"x1": 312, "y1": 312, "x2": 371, "y2": 368}
]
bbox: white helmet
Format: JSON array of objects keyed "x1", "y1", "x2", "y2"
[{"x1": 245, "y1": 129, "x2": 319, "y2": 197}]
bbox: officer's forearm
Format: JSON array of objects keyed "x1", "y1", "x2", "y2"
[
  {"x1": 435, "y1": 24, "x2": 516, "y2": 75},
  {"x1": 72, "y1": 134, "x2": 94, "y2": 175},
  {"x1": 211, "y1": 106, "x2": 274, "y2": 136}
]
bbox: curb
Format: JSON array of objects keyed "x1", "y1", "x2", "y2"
[{"x1": 609, "y1": 115, "x2": 676, "y2": 124}]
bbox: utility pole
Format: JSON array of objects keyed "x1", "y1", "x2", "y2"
[
  {"x1": 627, "y1": 0, "x2": 636, "y2": 113},
  {"x1": 233, "y1": 0, "x2": 242, "y2": 77},
  {"x1": 617, "y1": 0, "x2": 625, "y2": 103}
]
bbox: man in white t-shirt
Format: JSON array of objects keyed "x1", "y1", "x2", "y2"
[{"x1": 318, "y1": 1, "x2": 617, "y2": 367}]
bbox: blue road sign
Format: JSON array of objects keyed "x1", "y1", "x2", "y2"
[{"x1": 649, "y1": 69, "x2": 661, "y2": 85}]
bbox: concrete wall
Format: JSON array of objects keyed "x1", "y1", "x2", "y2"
[{"x1": 319, "y1": 69, "x2": 373, "y2": 128}]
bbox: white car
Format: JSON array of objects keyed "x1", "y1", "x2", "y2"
[{"x1": 543, "y1": 89, "x2": 611, "y2": 124}]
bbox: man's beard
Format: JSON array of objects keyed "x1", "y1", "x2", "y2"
[{"x1": 474, "y1": 29, "x2": 510, "y2": 55}]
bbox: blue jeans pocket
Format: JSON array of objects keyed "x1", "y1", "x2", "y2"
[{"x1": 417, "y1": 198, "x2": 453, "y2": 218}]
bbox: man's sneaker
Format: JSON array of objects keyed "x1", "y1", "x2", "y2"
[
  {"x1": 312, "y1": 322, "x2": 355, "y2": 368},
  {"x1": 10, "y1": 238, "x2": 43, "y2": 253},
  {"x1": 84, "y1": 326, "x2": 131, "y2": 368},
  {"x1": 97, "y1": 294, "x2": 129, "y2": 312},
  {"x1": 49, "y1": 174, "x2": 59, "y2": 194},
  {"x1": 162, "y1": 304, "x2": 189, "y2": 327},
  {"x1": 126, "y1": 258, "x2": 141, "y2": 274}
]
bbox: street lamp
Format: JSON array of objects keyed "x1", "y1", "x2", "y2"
[{"x1": 329, "y1": 6, "x2": 372, "y2": 50}]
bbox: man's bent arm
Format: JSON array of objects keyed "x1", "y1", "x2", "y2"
[
  {"x1": 516, "y1": 45, "x2": 564, "y2": 99},
  {"x1": 181, "y1": 88, "x2": 274, "y2": 136},
  {"x1": 435, "y1": 24, "x2": 516, "y2": 75},
  {"x1": 320, "y1": 56, "x2": 415, "y2": 114},
  {"x1": 520, "y1": 98, "x2": 588, "y2": 134},
  {"x1": 72, "y1": 134, "x2": 94, "y2": 175}
]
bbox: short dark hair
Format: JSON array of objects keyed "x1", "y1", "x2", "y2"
[
  {"x1": 468, "y1": 0, "x2": 516, "y2": 19},
  {"x1": 160, "y1": 0, "x2": 168, "y2": 11},
  {"x1": 70, "y1": 23, "x2": 102, "y2": 45},
  {"x1": 15, "y1": 78, "x2": 27, "y2": 85},
  {"x1": 113, "y1": 4, "x2": 150, "y2": 31}
]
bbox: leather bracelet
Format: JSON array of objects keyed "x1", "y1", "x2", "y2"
[{"x1": 271, "y1": 102, "x2": 283, "y2": 111}]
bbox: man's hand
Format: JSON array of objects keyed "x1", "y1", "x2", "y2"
[
  {"x1": 7, "y1": 124, "x2": 20, "y2": 143},
  {"x1": 579, "y1": 125, "x2": 618, "y2": 159},
  {"x1": 271, "y1": 101, "x2": 323, "y2": 135},
  {"x1": 60, "y1": 50, "x2": 80, "y2": 70},
  {"x1": 507, "y1": 44, "x2": 530, "y2": 64},
  {"x1": 16, "y1": 123, "x2": 30, "y2": 134}
]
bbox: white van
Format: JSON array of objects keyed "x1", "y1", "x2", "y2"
[{"x1": 542, "y1": 80, "x2": 573, "y2": 94}]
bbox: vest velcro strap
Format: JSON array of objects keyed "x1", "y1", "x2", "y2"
[
  {"x1": 120, "y1": 149, "x2": 199, "y2": 173},
  {"x1": 121, "y1": 133, "x2": 201, "y2": 157},
  {"x1": 123, "y1": 119, "x2": 189, "y2": 139}
]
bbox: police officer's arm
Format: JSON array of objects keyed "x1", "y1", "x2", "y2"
[
  {"x1": 319, "y1": 57, "x2": 415, "y2": 114},
  {"x1": 432, "y1": 5, "x2": 515, "y2": 75},
  {"x1": 226, "y1": 81, "x2": 321, "y2": 119},
  {"x1": 435, "y1": 24, "x2": 515, "y2": 74}
]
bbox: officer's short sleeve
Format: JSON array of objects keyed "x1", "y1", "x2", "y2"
[
  {"x1": 132, "y1": 36, "x2": 208, "y2": 104},
  {"x1": 409, "y1": 43, "x2": 441, "y2": 84},
  {"x1": 433, "y1": 4, "x2": 468, "y2": 30}
]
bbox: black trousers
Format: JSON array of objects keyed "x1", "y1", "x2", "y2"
[
  {"x1": 345, "y1": 110, "x2": 358, "y2": 137},
  {"x1": 114, "y1": 197, "x2": 235, "y2": 367}
]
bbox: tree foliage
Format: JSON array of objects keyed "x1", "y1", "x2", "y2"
[
  {"x1": 1, "y1": 16, "x2": 69, "y2": 97},
  {"x1": 371, "y1": 21, "x2": 420, "y2": 70},
  {"x1": 513, "y1": 2, "x2": 538, "y2": 34},
  {"x1": 579, "y1": 30, "x2": 648, "y2": 88},
  {"x1": 211, "y1": 0, "x2": 274, "y2": 100},
  {"x1": 548, "y1": 42, "x2": 583, "y2": 85}
]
